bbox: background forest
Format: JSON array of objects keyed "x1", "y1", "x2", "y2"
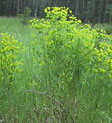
[{"x1": 0, "y1": 0, "x2": 112, "y2": 23}]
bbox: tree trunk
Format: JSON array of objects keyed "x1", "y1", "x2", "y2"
[
  {"x1": 101, "y1": 0, "x2": 107, "y2": 23},
  {"x1": 93, "y1": 0, "x2": 100, "y2": 23},
  {"x1": 16, "y1": 0, "x2": 20, "y2": 15}
]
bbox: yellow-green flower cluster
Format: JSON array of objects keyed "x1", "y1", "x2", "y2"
[
  {"x1": 0, "y1": 33, "x2": 23, "y2": 87},
  {"x1": 45, "y1": 7, "x2": 69, "y2": 21},
  {"x1": 91, "y1": 42, "x2": 112, "y2": 78}
]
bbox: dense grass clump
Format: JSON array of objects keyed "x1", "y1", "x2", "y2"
[{"x1": 0, "y1": 7, "x2": 112, "y2": 122}]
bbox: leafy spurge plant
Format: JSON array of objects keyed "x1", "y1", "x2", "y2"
[
  {"x1": 30, "y1": 7, "x2": 112, "y2": 93},
  {"x1": 0, "y1": 33, "x2": 23, "y2": 90}
]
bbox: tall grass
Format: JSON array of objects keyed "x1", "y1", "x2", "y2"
[{"x1": 0, "y1": 8, "x2": 112, "y2": 123}]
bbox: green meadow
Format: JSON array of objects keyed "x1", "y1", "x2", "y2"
[{"x1": 0, "y1": 7, "x2": 112, "y2": 123}]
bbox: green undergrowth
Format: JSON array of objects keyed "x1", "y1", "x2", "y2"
[
  {"x1": 94, "y1": 23, "x2": 112, "y2": 35},
  {"x1": 0, "y1": 7, "x2": 112, "y2": 122}
]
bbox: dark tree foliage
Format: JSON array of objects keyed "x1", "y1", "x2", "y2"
[{"x1": 0, "y1": 0, "x2": 112, "y2": 23}]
